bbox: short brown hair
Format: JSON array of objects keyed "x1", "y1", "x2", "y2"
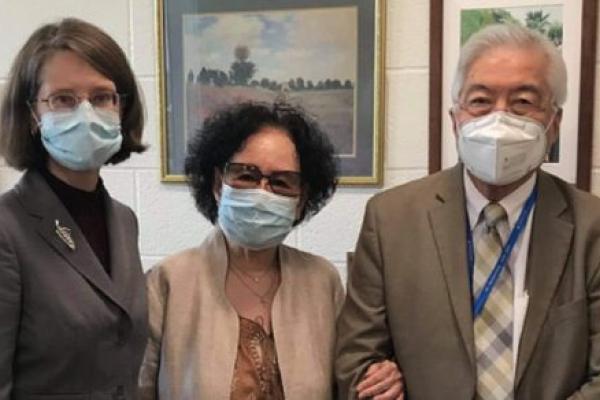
[{"x1": 0, "y1": 18, "x2": 146, "y2": 170}]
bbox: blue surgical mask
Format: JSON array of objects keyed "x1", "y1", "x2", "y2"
[
  {"x1": 217, "y1": 184, "x2": 299, "y2": 250},
  {"x1": 39, "y1": 101, "x2": 122, "y2": 171}
]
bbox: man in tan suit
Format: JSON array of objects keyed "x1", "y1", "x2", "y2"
[{"x1": 336, "y1": 24, "x2": 600, "y2": 399}]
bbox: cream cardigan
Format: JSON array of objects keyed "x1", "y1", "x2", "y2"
[{"x1": 138, "y1": 229, "x2": 345, "y2": 399}]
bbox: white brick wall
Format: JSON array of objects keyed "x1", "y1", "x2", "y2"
[{"x1": 2, "y1": 0, "x2": 599, "y2": 276}]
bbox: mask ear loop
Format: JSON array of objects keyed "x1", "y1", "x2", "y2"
[
  {"x1": 544, "y1": 107, "x2": 558, "y2": 131},
  {"x1": 449, "y1": 104, "x2": 462, "y2": 133},
  {"x1": 26, "y1": 101, "x2": 42, "y2": 136}
]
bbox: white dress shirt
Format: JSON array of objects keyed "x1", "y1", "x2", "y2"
[{"x1": 464, "y1": 170, "x2": 536, "y2": 371}]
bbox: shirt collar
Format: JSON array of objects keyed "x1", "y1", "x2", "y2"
[{"x1": 464, "y1": 169, "x2": 537, "y2": 230}]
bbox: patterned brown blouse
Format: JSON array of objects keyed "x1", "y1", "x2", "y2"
[{"x1": 230, "y1": 317, "x2": 285, "y2": 400}]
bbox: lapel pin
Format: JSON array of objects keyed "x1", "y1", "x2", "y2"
[{"x1": 55, "y1": 219, "x2": 76, "y2": 251}]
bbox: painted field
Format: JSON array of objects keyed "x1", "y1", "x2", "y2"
[{"x1": 186, "y1": 83, "x2": 354, "y2": 155}]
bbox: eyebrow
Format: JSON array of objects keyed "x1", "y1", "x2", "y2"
[
  {"x1": 464, "y1": 84, "x2": 544, "y2": 96},
  {"x1": 229, "y1": 163, "x2": 300, "y2": 174},
  {"x1": 47, "y1": 82, "x2": 117, "y2": 92}
]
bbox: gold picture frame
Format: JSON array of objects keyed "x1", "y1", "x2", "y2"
[{"x1": 157, "y1": 0, "x2": 386, "y2": 186}]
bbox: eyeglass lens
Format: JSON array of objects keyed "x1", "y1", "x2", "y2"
[
  {"x1": 224, "y1": 163, "x2": 301, "y2": 197},
  {"x1": 43, "y1": 91, "x2": 120, "y2": 111}
]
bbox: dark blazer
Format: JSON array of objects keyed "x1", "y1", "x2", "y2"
[
  {"x1": 336, "y1": 165, "x2": 600, "y2": 399},
  {"x1": 0, "y1": 170, "x2": 148, "y2": 400}
]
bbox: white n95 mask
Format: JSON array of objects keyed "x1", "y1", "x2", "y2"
[{"x1": 457, "y1": 111, "x2": 551, "y2": 185}]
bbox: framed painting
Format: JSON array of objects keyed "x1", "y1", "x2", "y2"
[
  {"x1": 158, "y1": 0, "x2": 385, "y2": 185},
  {"x1": 428, "y1": 0, "x2": 597, "y2": 190}
]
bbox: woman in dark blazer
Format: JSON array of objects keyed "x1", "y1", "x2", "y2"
[{"x1": 0, "y1": 18, "x2": 148, "y2": 399}]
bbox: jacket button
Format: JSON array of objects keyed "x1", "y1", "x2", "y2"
[{"x1": 112, "y1": 385, "x2": 125, "y2": 400}]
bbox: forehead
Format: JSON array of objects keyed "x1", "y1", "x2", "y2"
[
  {"x1": 231, "y1": 126, "x2": 299, "y2": 172},
  {"x1": 38, "y1": 50, "x2": 115, "y2": 94},
  {"x1": 462, "y1": 45, "x2": 550, "y2": 96}
]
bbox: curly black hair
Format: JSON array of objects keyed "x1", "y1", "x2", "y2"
[{"x1": 185, "y1": 102, "x2": 338, "y2": 224}]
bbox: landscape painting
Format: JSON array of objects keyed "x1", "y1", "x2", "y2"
[
  {"x1": 183, "y1": 8, "x2": 357, "y2": 158},
  {"x1": 159, "y1": 0, "x2": 384, "y2": 185}
]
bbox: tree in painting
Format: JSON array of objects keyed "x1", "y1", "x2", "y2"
[
  {"x1": 229, "y1": 45, "x2": 256, "y2": 86},
  {"x1": 547, "y1": 23, "x2": 563, "y2": 46},
  {"x1": 461, "y1": 8, "x2": 518, "y2": 44},
  {"x1": 525, "y1": 10, "x2": 551, "y2": 34},
  {"x1": 461, "y1": 7, "x2": 563, "y2": 47}
]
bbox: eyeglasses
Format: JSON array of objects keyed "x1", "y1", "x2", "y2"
[
  {"x1": 456, "y1": 94, "x2": 551, "y2": 118},
  {"x1": 32, "y1": 90, "x2": 122, "y2": 112},
  {"x1": 223, "y1": 162, "x2": 302, "y2": 197}
]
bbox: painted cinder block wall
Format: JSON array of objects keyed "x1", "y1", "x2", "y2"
[{"x1": 1, "y1": 0, "x2": 600, "y2": 279}]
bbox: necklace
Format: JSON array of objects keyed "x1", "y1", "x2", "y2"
[
  {"x1": 230, "y1": 262, "x2": 273, "y2": 283},
  {"x1": 229, "y1": 266, "x2": 279, "y2": 306}
]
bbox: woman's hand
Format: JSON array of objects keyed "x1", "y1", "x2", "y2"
[{"x1": 355, "y1": 359, "x2": 404, "y2": 400}]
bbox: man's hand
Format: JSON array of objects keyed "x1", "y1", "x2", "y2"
[{"x1": 356, "y1": 360, "x2": 404, "y2": 400}]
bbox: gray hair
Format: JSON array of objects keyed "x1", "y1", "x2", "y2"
[{"x1": 451, "y1": 23, "x2": 567, "y2": 106}]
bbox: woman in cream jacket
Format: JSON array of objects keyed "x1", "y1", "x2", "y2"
[{"x1": 138, "y1": 103, "x2": 403, "y2": 399}]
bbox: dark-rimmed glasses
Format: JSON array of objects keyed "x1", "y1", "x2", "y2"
[{"x1": 223, "y1": 162, "x2": 302, "y2": 197}]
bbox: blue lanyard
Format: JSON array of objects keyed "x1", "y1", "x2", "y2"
[{"x1": 466, "y1": 188, "x2": 537, "y2": 318}]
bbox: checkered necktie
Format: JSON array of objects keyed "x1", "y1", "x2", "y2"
[{"x1": 473, "y1": 203, "x2": 513, "y2": 399}]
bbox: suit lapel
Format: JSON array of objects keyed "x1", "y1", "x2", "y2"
[
  {"x1": 104, "y1": 194, "x2": 135, "y2": 316},
  {"x1": 428, "y1": 164, "x2": 476, "y2": 368},
  {"x1": 15, "y1": 170, "x2": 130, "y2": 316},
  {"x1": 514, "y1": 172, "x2": 572, "y2": 387}
]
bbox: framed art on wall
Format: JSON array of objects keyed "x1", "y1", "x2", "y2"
[
  {"x1": 428, "y1": 0, "x2": 597, "y2": 190},
  {"x1": 158, "y1": 0, "x2": 385, "y2": 185}
]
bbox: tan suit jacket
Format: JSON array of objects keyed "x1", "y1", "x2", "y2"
[
  {"x1": 138, "y1": 229, "x2": 345, "y2": 399},
  {"x1": 336, "y1": 165, "x2": 600, "y2": 399},
  {"x1": 0, "y1": 170, "x2": 148, "y2": 399}
]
